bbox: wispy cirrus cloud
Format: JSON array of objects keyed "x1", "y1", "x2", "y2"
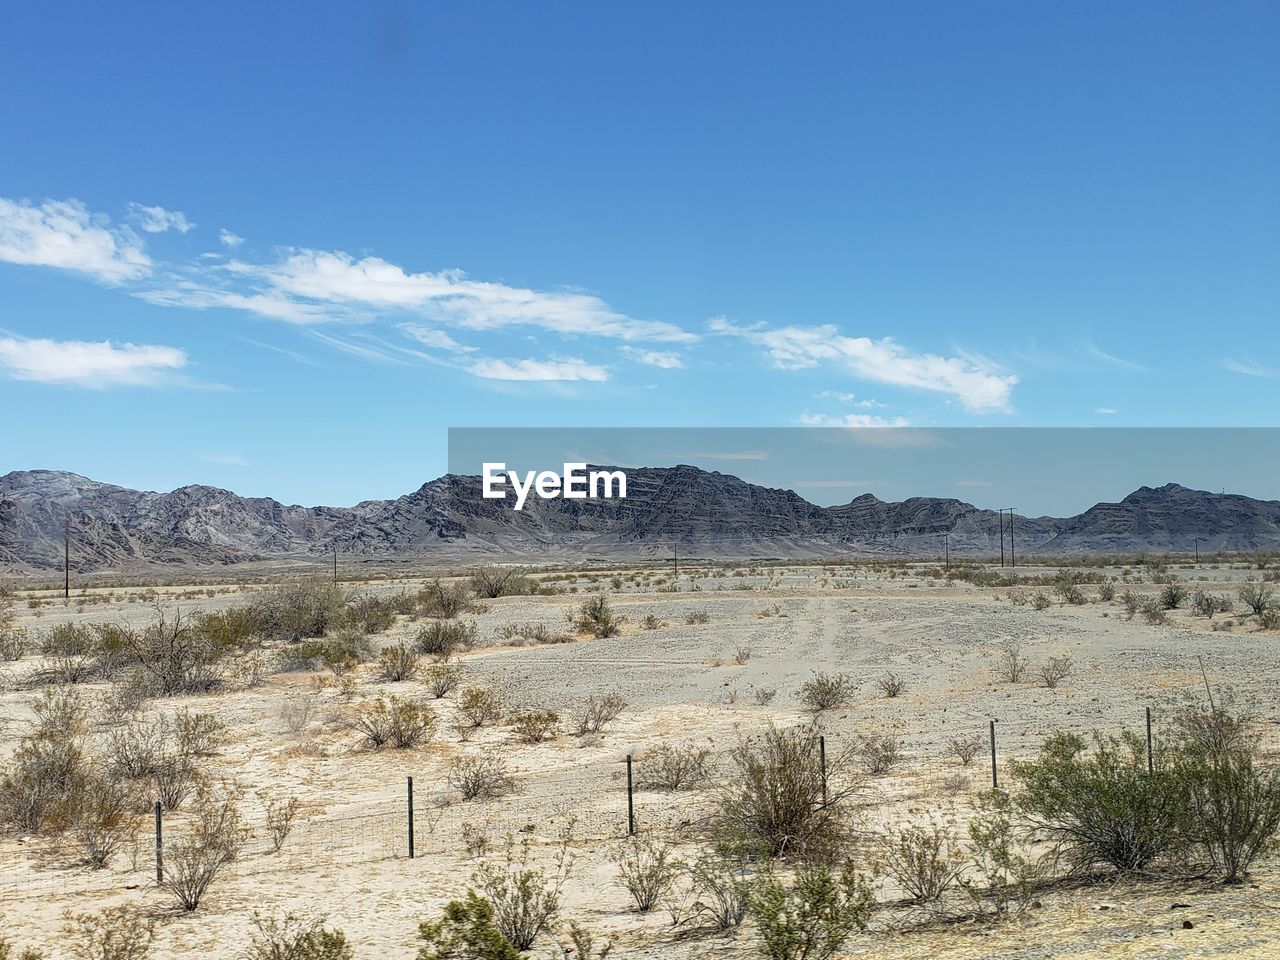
[
  {"x1": 127, "y1": 203, "x2": 195, "y2": 234},
  {"x1": 1222, "y1": 358, "x2": 1278, "y2": 379},
  {"x1": 713, "y1": 317, "x2": 1017, "y2": 413},
  {"x1": 1088, "y1": 343, "x2": 1148, "y2": 373},
  {"x1": 467, "y1": 357, "x2": 608, "y2": 382},
  {"x1": 0, "y1": 197, "x2": 150, "y2": 283},
  {"x1": 798, "y1": 412, "x2": 911, "y2": 428},
  {"x1": 0, "y1": 335, "x2": 187, "y2": 387},
  {"x1": 218, "y1": 228, "x2": 244, "y2": 248}
]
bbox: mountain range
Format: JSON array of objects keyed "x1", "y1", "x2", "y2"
[{"x1": 2, "y1": 468, "x2": 1279, "y2": 574}]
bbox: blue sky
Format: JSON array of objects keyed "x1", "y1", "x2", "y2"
[{"x1": 1, "y1": 1, "x2": 1276, "y2": 507}]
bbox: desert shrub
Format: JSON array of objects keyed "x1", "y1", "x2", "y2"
[
  {"x1": 1261, "y1": 607, "x2": 1280, "y2": 629},
  {"x1": 1097, "y1": 582, "x2": 1116, "y2": 602},
  {"x1": 877, "y1": 822, "x2": 966, "y2": 903},
  {"x1": 0, "y1": 582, "x2": 15, "y2": 634},
  {"x1": 161, "y1": 783, "x2": 245, "y2": 911},
  {"x1": 456, "y1": 687, "x2": 505, "y2": 731},
  {"x1": 753, "y1": 687, "x2": 778, "y2": 706},
  {"x1": 1054, "y1": 577, "x2": 1085, "y2": 605},
  {"x1": 123, "y1": 607, "x2": 228, "y2": 695},
  {"x1": 192, "y1": 606, "x2": 259, "y2": 651},
  {"x1": 959, "y1": 789, "x2": 1039, "y2": 916},
  {"x1": 796, "y1": 672, "x2": 854, "y2": 712},
  {"x1": 152, "y1": 754, "x2": 198, "y2": 811},
  {"x1": 640, "y1": 614, "x2": 664, "y2": 630},
  {"x1": 1038, "y1": 655, "x2": 1074, "y2": 689},
  {"x1": 473, "y1": 832, "x2": 573, "y2": 950},
  {"x1": 62, "y1": 907, "x2": 155, "y2": 960},
  {"x1": 1192, "y1": 590, "x2": 1233, "y2": 619},
  {"x1": 1178, "y1": 748, "x2": 1280, "y2": 883},
  {"x1": 351, "y1": 697, "x2": 435, "y2": 750},
  {"x1": 175, "y1": 709, "x2": 225, "y2": 758},
  {"x1": 33, "y1": 685, "x2": 91, "y2": 738},
  {"x1": 554, "y1": 923, "x2": 612, "y2": 960},
  {"x1": 264, "y1": 796, "x2": 301, "y2": 852},
  {"x1": 745, "y1": 862, "x2": 873, "y2": 960},
  {"x1": 279, "y1": 694, "x2": 316, "y2": 733},
  {"x1": 0, "y1": 936, "x2": 43, "y2": 960},
  {"x1": 639, "y1": 742, "x2": 712, "y2": 791},
  {"x1": 107, "y1": 716, "x2": 167, "y2": 780},
  {"x1": 854, "y1": 733, "x2": 901, "y2": 776},
  {"x1": 418, "y1": 579, "x2": 474, "y2": 619},
  {"x1": 245, "y1": 912, "x2": 354, "y2": 960},
  {"x1": 1011, "y1": 731, "x2": 1187, "y2": 874},
  {"x1": 1160, "y1": 582, "x2": 1189, "y2": 610},
  {"x1": 469, "y1": 567, "x2": 535, "y2": 599},
  {"x1": 1140, "y1": 599, "x2": 1168, "y2": 625},
  {"x1": 572, "y1": 692, "x2": 626, "y2": 735},
  {"x1": 569, "y1": 595, "x2": 622, "y2": 638},
  {"x1": 685, "y1": 611, "x2": 710, "y2": 625},
  {"x1": 1120, "y1": 590, "x2": 1141, "y2": 618},
  {"x1": 715, "y1": 726, "x2": 850, "y2": 861},
  {"x1": 685, "y1": 856, "x2": 749, "y2": 931},
  {"x1": 377, "y1": 642, "x2": 421, "y2": 682},
  {"x1": 449, "y1": 756, "x2": 516, "y2": 800},
  {"x1": 612, "y1": 833, "x2": 679, "y2": 912},
  {"x1": 417, "y1": 893, "x2": 520, "y2": 960},
  {"x1": 414, "y1": 620, "x2": 477, "y2": 660},
  {"x1": 0, "y1": 626, "x2": 29, "y2": 661},
  {"x1": 875, "y1": 672, "x2": 906, "y2": 698},
  {"x1": 424, "y1": 663, "x2": 464, "y2": 699},
  {"x1": 1030, "y1": 592, "x2": 1051, "y2": 611},
  {"x1": 1169, "y1": 690, "x2": 1257, "y2": 756},
  {"x1": 342, "y1": 593, "x2": 397, "y2": 635},
  {"x1": 495, "y1": 622, "x2": 560, "y2": 645},
  {"x1": 245, "y1": 580, "x2": 348, "y2": 642},
  {"x1": 0, "y1": 728, "x2": 86, "y2": 833},
  {"x1": 946, "y1": 734, "x2": 983, "y2": 766},
  {"x1": 1238, "y1": 583, "x2": 1273, "y2": 617},
  {"x1": 509, "y1": 709, "x2": 559, "y2": 744},
  {"x1": 70, "y1": 771, "x2": 139, "y2": 868}
]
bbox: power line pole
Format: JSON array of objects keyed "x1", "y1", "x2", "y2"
[
  {"x1": 1194, "y1": 538, "x2": 1200, "y2": 563},
  {"x1": 1008, "y1": 509, "x2": 1017, "y2": 568},
  {"x1": 673, "y1": 542, "x2": 679, "y2": 579},
  {"x1": 944, "y1": 532, "x2": 949, "y2": 570},
  {"x1": 998, "y1": 511, "x2": 1005, "y2": 567},
  {"x1": 332, "y1": 547, "x2": 338, "y2": 584},
  {"x1": 64, "y1": 517, "x2": 70, "y2": 599}
]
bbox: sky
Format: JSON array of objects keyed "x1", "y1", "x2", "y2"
[{"x1": 0, "y1": 1, "x2": 1277, "y2": 507}]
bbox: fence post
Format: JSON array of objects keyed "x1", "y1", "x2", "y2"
[
  {"x1": 407, "y1": 776, "x2": 415, "y2": 859},
  {"x1": 989, "y1": 720, "x2": 998, "y2": 789},
  {"x1": 819, "y1": 735, "x2": 828, "y2": 806},
  {"x1": 1145, "y1": 707, "x2": 1153, "y2": 774},
  {"x1": 154, "y1": 801, "x2": 163, "y2": 885},
  {"x1": 626, "y1": 755, "x2": 635, "y2": 836}
]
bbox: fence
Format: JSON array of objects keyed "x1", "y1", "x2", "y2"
[{"x1": 3, "y1": 703, "x2": 1276, "y2": 903}]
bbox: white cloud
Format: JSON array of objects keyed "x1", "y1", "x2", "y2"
[
  {"x1": 1094, "y1": 407, "x2": 1119, "y2": 415},
  {"x1": 0, "y1": 197, "x2": 150, "y2": 283},
  {"x1": 223, "y1": 249, "x2": 694, "y2": 343},
  {"x1": 128, "y1": 203, "x2": 195, "y2": 234},
  {"x1": 1222, "y1": 359, "x2": 1277, "y2": 379},
  {"x1": 713, "y1": 317, "x2": 1017, "y2": 413},
  {"x1": 218, "y1": 228, "x2": 244, "y2": 248},
  {"x1": 467, "y1": 357, "x2": 608, "y2": 382},
  {"x1": 817, "y1": 390, "x2": 855, "y2": 403},
  {"x1": 1088, "y1": 343, "x2": 1148, "y2": 372},
  {"x1": 0, "y1": 336, "x2": 187, "y2": 387},
  {"x1": 621, "y1": 346, "x2": 683, "y2": 368},
  {"x1": 817, "y1": 389, "x2": 886, "y2": 409},
  {"x1": 798, "y1": 412, "x2": 911, "y2": 428},
  {"x1": 400, "y1": 324, "x2": 475, "y2": 353}
]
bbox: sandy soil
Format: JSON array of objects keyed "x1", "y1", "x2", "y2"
[{"x1": 2, "y1": 560, "x2": 1278, "y2": 958}]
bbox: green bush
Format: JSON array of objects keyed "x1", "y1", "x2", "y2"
[
  {"x1": 246, "y1": 580, "x2": 350, "y2": 643},
  {"x1": 417, "y1": 894, "x2": 520, "y2": 960},
  {"x1": 415, "y1": 620, "x2": 478, "y2": 660},
  {"x1": 469, "y1": 567, "x2": 535, "y2": 599},
  {"x1": 569, "y1": 595, "x2": 622, "y2": 638},
  {"x1": 1178, "y1": 748, "x2": 1280, "y2": 883},
  {"x1": 246, "y1": 912, "x2": 354, "y2": 960},
  {"x1": 1011, "y1": 731, "x2": 1187, "y2": 874},
  {"x1": 745, "y1": 862, "x2": 873, "y2": 960},
  {"x1": 62, "y1": 907, "x2": 155, "y2": 960}
]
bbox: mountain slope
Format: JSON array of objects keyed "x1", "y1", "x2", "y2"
[{"x1": 2, "y1": 469, "x2": 1278, "y2": 572}]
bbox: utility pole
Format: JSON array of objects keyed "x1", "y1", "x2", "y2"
[
  {"x1": 944, "y1": 532, "x2": 949, "y2": 570},
  {"x1": 998, "y1": 511, "x2": 1005, "y2": 567},
  {"x1": 332, "y1": 547, "x2": 338, "y2": 584},
  {"x1": 64, "y1": 517, "x2": 70, "y2": 599},
  {"x1": 1194, "y1": 538, "x2": 1201, "y2": 563},
  {"x1": 1008, "y1": 509, "x2": 1016, "y2": 568},
  {"x1": 673, "y1": 542, "x2": 679, "y2": 579}
]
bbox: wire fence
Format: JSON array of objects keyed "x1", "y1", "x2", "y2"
[{"x1": 3, "y1": 704, "x2": 1277, "y2": 903}]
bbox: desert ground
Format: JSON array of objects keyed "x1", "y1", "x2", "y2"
[{"x1": 2, "y1": 556, "x2": 1279, "y2": 959}]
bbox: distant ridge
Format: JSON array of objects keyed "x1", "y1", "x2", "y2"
[{"x1": 2, "y1": 469, "x2": 1279, "y2": 573}]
